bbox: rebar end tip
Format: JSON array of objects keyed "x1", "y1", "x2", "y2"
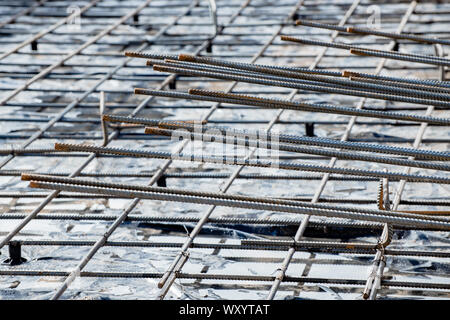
[
  {"x1": 295, "y1": 20, "x2": 302, "y2": 25},
  {"x1": 144, "y1": 127, "x2": 156, "y2": 134},
  {"x1": 346, "y1": 27, "x2": 354, "y2": 33},
  {"x1": 29, "y1": 181, "x2": 39, "y2": 189},
  {"x1": 146, "y1": 127, "x2": 170, "y2": 136},
  {"x1": 350, "y1": 49, "x2": 364, "y2": 55},
  {"x1": 146, "y1": 60, "x2": 154, "y2": 66},
  {"x1": 54, "y1": 143, "x2": 68, "y2": 152},
  {"x1": 21, "y1": 173, "x2": 31, "y2": 181},
  {"x1": 179, "y1": 54, "x2": 195, "y2": 62},
  {"x1": 342, "y1": 70, "x2": 352, "y2": 77},
  {"x1": 124, "y1": 51, "x2": 135, "y2": 57}
]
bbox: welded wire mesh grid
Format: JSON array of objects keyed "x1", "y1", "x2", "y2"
[{"x1": 0, "y1": 0, "x2": 449, "y2": 300}]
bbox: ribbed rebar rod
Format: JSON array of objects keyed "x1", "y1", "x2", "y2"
[
  {"x1": 173, "y1": 54, "x2": 450, "y2": 100},
  {"x1": 49, "y1": 0, "x2": 254, "y2": 300},
  {"x1": 103, "y1": 114, "x2": 206, "y2": 127},
  {"x1": 135, "y1": 88, "x2": 450, "y2": 125},
  {"x1": 0, "y1": 0, "x2": 161, "y2": 169},
  {"x1": 53, "y1": 142, "x2": 450, "y2": 185},
  {"x1": 22, "y1": 174, "x2": 448, "y2": 223},
  {"x1": 0, "y1": 65, "x2": 141, "y2": 166},
  {"x1": 366, "y1": 41, "x2": 446, "y2": 300},
  {"x1": 341, "y1": 70, "x2": 450, "y2": 89},
  {"x1": 296, "y1": 19, "x2": 450, "y2": 45},
  {"x1": 146, "y1": 58, "x2": 356, "y2": 91},
  {"x1": 348, "y1": 75, "x2": 450, "y2": 95},
  {"x1": 368, "y1": 106, "x2": 437, "y2": 300},
  {"x1": 0, "y1": 0, "x2": 47, "y2": 29},
  {"x1": 27, "y1": 181, "x2": 450, "y2": 231},
  {"x1": 350, "y1": 48, "x2": 450, "y2": 67},
  {"x1": 176, "y1": 53, "x2": 342, "y2": 76},
  {"x1": 19, "y1": 0, "x2": 444, "y2": 302},
  {"x1": 0, "y1": 0, "x2": 153, "y2": 107},
  {"x1": 4, "y1": 238, "x2": 447, "y2": 258},
  {"x1": 268, "y1": 0, "x2": 419, "y2": 300},
  {"x1": 185, "y1": 89, "x2": 450, "y2": 125},
  {"x1": 145, "y1": 126, "x2": 450, "y2": 172},
  {"x1": 0, "y1": 169, "x2": 392, "y2": 181},
  {"x1": 150, "y1": 64, "x2": 450, "y2": 108},
  {"x1": 151, "y1": 117, "x2": 450, "y2": 161},
  {"x1": 0, "y1": 213, "x2": 377, "y2": 228},
  {"x1": 0, "y1": 0, "x2": 101, "y2": 61},
  {"x1": 1, "y1": 190, "x2": 446, "y2": 206},
  {"x1": 157, "y1": 58, "x2": 450, "y2": 101},
  {"x1": 281, "y1": 35, "x2": 450, "y2": 66}
]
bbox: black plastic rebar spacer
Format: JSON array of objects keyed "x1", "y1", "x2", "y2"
[
  {"x1": 31, "y1": 40, "x2": 38, "y2": 51},
  {"x1": 206, "y1": 41, "x2": 213, "y2": 53},
  {"x1": 4, "y1": 241, "x2": 27, "y2": 266},
  {"x1": 133, "y1": 14, "x2": 139, "y2": 23},
  {"x1": 305, "y1": 122, "x2": 315, "y2": 137},
  {"x1": 157, "y1": 175, "x2": 167, "y2": 187},
  {"x1": 169, "y1": 78, "x2": 176, "y2": 90},
  {"x1": 292, "y1": 12, "x2": 299, "y2": 21}
]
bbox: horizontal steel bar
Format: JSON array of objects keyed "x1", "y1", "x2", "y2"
[
  {"x1": 150, "y1": 64, "x2": 450, "y2": 108},
  {"x1": 281, "y1": 35, "x2": 450, "y2": 66},
  {"x1": 0, "y1": 0, "x2": 101, "y2": 61},
  {"x1": 6, "y1": 239, "x2": 378, "y2": 252},
  {"x1": 52, "y1": 142, "x2": 450, "y2": 185},
  {"x1": 27, "y1": 180, "x2": 450, "y2": 230},
  {"x1": 22, "y1": 173, "x2": 449, "y2": 223},
  {"x1": 129, "y1": 50, "x2": 341, "y2": 76},
  {"x1": 296, "y1": 19, "x2": 450, "y2": 45},
  {"x1": 3, "y1": 191, "x2": 445, "y2": 206},
  {"x1": 105, "y1": 114, "x2": 450, "y2": 161},
  {"x1": 172, "y1": 54, "x2": 450, "y2": 100},
  {"x1": 0, "y1": 270, "x2": 447, "y2": 290},
  {"x1": 351, "y1": 48, "x2": 450, "y2": 67},
  {"x1": 0, "y1": 170, "x2": 397, "y2": 182}
]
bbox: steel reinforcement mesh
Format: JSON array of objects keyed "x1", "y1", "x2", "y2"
[{"x1": 0, "y1": 0, "x2": 449, "y2": 300}]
